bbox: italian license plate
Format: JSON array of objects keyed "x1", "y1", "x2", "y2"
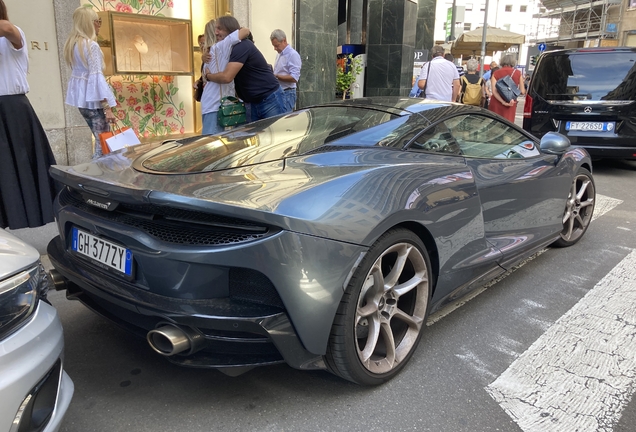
[
  {"x1": 71, "y1": 227, "x2": 133, "y2": 276},
  {"x1": 566, "y1": 121, "x2": 614, "y2": 132}
]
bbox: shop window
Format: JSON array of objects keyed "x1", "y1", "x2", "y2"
[
  {"x1": 505, "y1": 5, "x2": 512, "y2": 12},
  {"x1": 520, "y1": 5, "x2": 527, "y2": 12},
  {"x1": 464, "y1": 23, "x2": 472, "y2": 31}
]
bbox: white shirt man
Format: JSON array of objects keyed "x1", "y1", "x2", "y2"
[
  {"x1": 417, "y1": 46, "x2": 460, "y2": 102},
  {"x1": 271, "y1": 29, "x2": 301, "y2": 113}
]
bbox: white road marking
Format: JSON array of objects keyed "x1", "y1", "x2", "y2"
[
  {"x1": 486, "y1": 249, "x2": 636, "y2": 432},
  {"x1": 593, "y1": 195, "x2": 623, "y2": 222},
  {"x1": 427, "y1": 194, "x2": 622, "y2": 325},
  {"x1": 455, "y1": 349, "x2": 498, "y2": 380}
]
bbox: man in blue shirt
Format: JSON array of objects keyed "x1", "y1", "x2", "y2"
[
  {"x1": 483, "y1": 61, "x2": 498, "y2": 81},
  {"x1": 271, "y1": 29, "x2": 301, "y2": 113}
]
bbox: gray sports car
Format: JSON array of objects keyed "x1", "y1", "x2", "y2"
[{"x1": 47, "y1": 98, "x2": 595, "y2": 385}]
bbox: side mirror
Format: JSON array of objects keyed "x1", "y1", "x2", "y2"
[{"x1": 539, "y1": 132, "x2": 571, "y2": 155}]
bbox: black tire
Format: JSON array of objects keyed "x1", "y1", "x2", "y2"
[
  {"x1": 325, "y1": 228, "x2": 432, "y2": 385},
  {"x1": 552, "y1": 167, "x2": 595, "y2": 248}
]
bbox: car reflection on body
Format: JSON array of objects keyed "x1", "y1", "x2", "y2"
[
  {"x1": 47, "y1": 97, "x2": 595, "y2": 385},
  {"x1": 0, "y1": 230, "x2": 74, "y2": 430}
]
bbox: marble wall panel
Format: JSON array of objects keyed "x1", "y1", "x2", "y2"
[
  {"x1": 350, "y1": 0, "x2": 364, "y2": 44},
  {"x1": 381, "y1": 1, "x2": 402, "y2": 45},
  {"x1": 416, "y1": 0, "x2": 436, "y2": 50},
  {"x1": 365, "y1": 44, "x2": 389, "y2": 89},
  {"x1": 366, "y1": 0, "x2": 418, "y2": 96},
  {"x1": 366, "y1": 0, "x2": 382, "y2": 45},
  {"x1": 298, "y1": 0, "x2": 326, "y2": 33},
  {"x1": 297, "y1": 0, "x2": 338, "y2": 105}
]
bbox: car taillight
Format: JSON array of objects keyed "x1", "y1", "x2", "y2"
[{"x1": 523, "y1": 94, "x2": 533, "y2": 118}]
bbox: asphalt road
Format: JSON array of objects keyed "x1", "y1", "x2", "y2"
[{"x1": 7, "y1": 157, "x2": 626, "y2": 432}]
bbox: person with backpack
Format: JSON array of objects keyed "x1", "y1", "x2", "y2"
[{"x1": 460, "y1": 58, "x2": 486, "y2": 107}]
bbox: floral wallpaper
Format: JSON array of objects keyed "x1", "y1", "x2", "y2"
[
  {"x1": 111, "y1": 75, "x2": 186, "y2": 137},
  {"x1": 85, "y1": 0, "x2": 193, "y2": 138},
  {"x1": 85, "y1": 0, "x2": 174, "y2": 16}
]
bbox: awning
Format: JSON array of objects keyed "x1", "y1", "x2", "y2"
[{"x1": 451, "y1": 26, "x2": 525, "y2": 57}]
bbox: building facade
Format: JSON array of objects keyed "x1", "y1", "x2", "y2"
[{"x1": 8, "y1": 0, "x2": 436, "y2": 167}]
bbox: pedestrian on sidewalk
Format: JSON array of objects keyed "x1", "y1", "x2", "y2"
[
  {"x1": 0, "y1": 0, "x2": 58, "y2": 230},
  {"x1": 489, "y1": 54, "x2": 525, "y2": 123},
  {"x1": 63, "y1": 6, "x2": 117, "y2": 159},
  {"x1": 417, "y1": 45, "x2": 460, "y2": 102},
  {"x1": 271, "y1": 29, "x2": 301, "y2": 113}
]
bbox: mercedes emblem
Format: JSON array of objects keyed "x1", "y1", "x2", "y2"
[{"x1": 584, "y1": 106, "x2": 592, "y2": 113}]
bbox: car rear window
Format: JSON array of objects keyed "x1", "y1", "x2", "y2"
[
  {"x1": 140, "y1": 107, "x2": 400, "y2": 173},
  {"x1": 532, "y1": 51, "x2": 636, "y2": 101}
]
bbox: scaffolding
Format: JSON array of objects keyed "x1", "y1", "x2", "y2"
[{"x1": 533, "y1": 0, "x2": 623, "y2": 45}]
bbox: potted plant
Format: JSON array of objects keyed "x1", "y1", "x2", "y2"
[{"x1": 336, "y1": 54, "x2": 363, "y2": 100}]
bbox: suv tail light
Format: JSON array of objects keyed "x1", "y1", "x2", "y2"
[{"x1": 523, "y1": 94, "x2": 533, "y2": 118}]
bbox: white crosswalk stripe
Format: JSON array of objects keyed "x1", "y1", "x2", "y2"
[{"x1": 486, "y1": 248, "x2": 636, "y2": 432}]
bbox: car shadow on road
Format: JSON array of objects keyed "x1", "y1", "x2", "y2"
[{"x1": 591, "y1": 159, "x2": 636, "y2": 173}]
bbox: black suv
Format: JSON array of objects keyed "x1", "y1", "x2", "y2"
[{"x1": 523, "y1": 47, "x2": 636, "y2": 159}]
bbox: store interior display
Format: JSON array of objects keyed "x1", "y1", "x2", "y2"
[{"x1": 97, "y1": 11, "x2": 193, "y2": 75}]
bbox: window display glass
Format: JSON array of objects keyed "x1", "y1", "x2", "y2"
[{"x1": 98, "y1": 12, "x2": 193, "y2": 75}]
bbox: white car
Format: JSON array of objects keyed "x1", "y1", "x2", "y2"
[{"x1": 0, "y1": 230, "x2": 73, "y2": 431}]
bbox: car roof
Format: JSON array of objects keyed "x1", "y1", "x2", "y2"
[
  {"x1": 541, "y1": 46, "x2": 636, "y2": 56},
  {"x1": 310, "y1": 97, "x2": 452, "y2": 114}
]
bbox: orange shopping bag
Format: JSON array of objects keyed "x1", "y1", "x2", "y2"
[{"x1": 98, "y1": 125, "x2": 131, "y2": 155}]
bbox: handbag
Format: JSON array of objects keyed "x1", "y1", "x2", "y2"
[
  {"x1": 420, "y1": 60, "x2": 432, "y2": 98},
  {"x1": 217, "y1": 96, "x2": 247, "y2": 127},
  {"x1": 495, "y1": 72, "x2": 521, "y2": 103},
  {"x1": 99, "y1": 125, "x2": 141, "y2": 154},
  {"x1": 194, "y1": 76, "x2": 204, "y2": 102}
]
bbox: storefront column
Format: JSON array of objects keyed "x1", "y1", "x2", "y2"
[
  {"x1": 52, "y1": 0, "x2": 95, "y2": 165},
  {"x1": 296, "y1": 0, "x2": 339, "y2": 106},
  {"x1": 416, "y1": 0, "x2": 436, "y2": 52},
  {"x1": 365, "y1": 0, "x2": 417, "y2": 96}
]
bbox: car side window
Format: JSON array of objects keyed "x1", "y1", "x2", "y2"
[
  {"x1": 444, "y1": 114, "x2": 540, "y2": 159},
  {"x1": 406, "y1": 123, "x2": 463, "y2": 155}
]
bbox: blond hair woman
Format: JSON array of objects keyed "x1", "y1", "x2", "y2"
[
  {"x1": 199, "y1": 19, "x2": 250, "y2": 135},
  {"x1": 63, "y1": 6, "x2": 116, "y2": 158}
]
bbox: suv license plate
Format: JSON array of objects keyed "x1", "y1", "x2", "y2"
[
  {"x1": 71, "y1": 227, "x2": 133, "y2": 276},
  {"x1": 566, "y1": 121, "x2": 614, "y2": 132}
]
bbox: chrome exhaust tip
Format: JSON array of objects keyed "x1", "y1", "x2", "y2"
[
  {"x1": 49, "y1": 269, "x2": 68, "y2": 291},
  {"x1": 147, "y1": 324, "x2": 204, "y2": 356}
]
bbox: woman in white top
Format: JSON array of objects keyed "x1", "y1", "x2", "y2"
[
  {"x1": 0, "y1": 0, "x2": 58, "y2": 229},
  {"x1": 200, "y1": 19, "x2": 249, "y2": 135},
  {"x1": 63, "y1": 6, "x2": 116, "y2": 159}
]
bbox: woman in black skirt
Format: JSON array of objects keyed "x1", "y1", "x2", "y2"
[{"x1": 0, "y1": 0, "x2": 58, "y2": 230}]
